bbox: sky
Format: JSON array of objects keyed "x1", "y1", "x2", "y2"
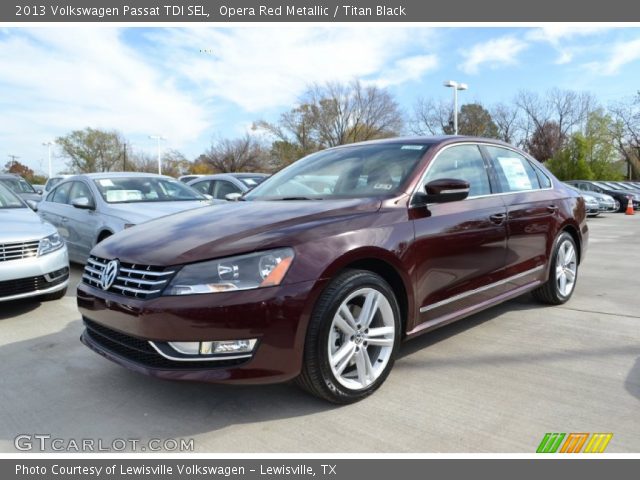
[{"x1": 1, "y1": 25, "x2": 640, "y2": 176}]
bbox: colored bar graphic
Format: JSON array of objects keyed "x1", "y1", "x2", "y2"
[
  {"x1": 584, "y1": 433, "x2": 613, "y2": 453},
  {"x1": 536, "y1": 433, "x2": 566, "y2": 453},
  {"x1": 560, "y1": 433, "x2": 589, "y2": 453}
]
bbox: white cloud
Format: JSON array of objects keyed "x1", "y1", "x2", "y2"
[
  {"x1": 458, "y1": 36, "x2": 527, "y2": 75},
  {"x1": 526, "y1": 26, "x2": 608, "y2": 45},
  {"x1": 587, "y1": 37, "x2": 640, "y2": 75},
  {"x1": 370, "y1": 54, "x2": 439, "y2": 88},
  {"x1": 148, "y1": 27, "x2": 437, "y2": 112},
  {"x1": 0, "y1": 28, "x2": 209, "y2": 173}
]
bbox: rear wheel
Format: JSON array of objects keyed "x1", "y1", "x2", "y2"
[
  {"x1": 296, "y1": 270, "x2": 401, "y2": 404},
  {"x1": 532, "y1": 232, "x2": 578, "y2": 305}
]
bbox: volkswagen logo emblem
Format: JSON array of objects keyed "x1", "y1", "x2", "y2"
[{"x1": 100, "y1": 259, "x2": 119, "y2": 291}]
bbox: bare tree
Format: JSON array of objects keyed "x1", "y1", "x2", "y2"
[
  {"x1": 609, "y1": 94, "x2": 640, "y2": 178},
  {"x1": 491, "y1": 103, "x2": 521, "y2": 144},
  {"x1": 410, "y1": 98, "x2": 452, "y2": 135},
  {"x1": 199, "y1": 135, "x2": 269, "y2": 173}
]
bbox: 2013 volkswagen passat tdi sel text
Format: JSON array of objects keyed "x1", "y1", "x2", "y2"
[{"x1": 78, "y1": 136, "x2": 588, "y2": 403}]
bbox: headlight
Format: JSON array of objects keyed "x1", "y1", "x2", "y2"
[
  {"x1": 39, "y1": 232, "x2": 64, "y2": 256},
  {"x1": 164, "y1": 248, "x2": 295, "y2": 296}
]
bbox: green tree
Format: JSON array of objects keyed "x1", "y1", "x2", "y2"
[
  {"x1": 56, "y1": 128, "x2": 124, "y2": 173},
  {"x1": 446, "y1": 103, "x2": 499, "y2": 138},
  {"x1": 545, "y1": 135, "x2": 593, "y2": 180}
]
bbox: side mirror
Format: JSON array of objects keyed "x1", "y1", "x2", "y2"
[
  {"x1": 413, "y1": 178, "x2": 470, "y2": 206},
  {"x1": 26, "y1": 200, "x2": 38, "y2": 211},
  {"x1": 71, "y1": 197, "x2": 94, "y2": 210},
  {"x1": 225, "y1": 192, "x2": 242, "y2": 202}
]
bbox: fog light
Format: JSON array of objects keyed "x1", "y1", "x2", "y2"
[
  {"x1": 212, "y1": 339, "x2": 257, "y2": 354},
  {"x1": 167, "y1": 342, "x2": 200, "y2": 355},
  {"x1": 168, "y1": 339, "x2": 257, "y2": 356}
]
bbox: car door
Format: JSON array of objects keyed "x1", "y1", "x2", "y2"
[
  {"x1": 412, "y1": 143, "x2": 508, "y2": 327},
  {"x1": 483, "y1": 145, "x2": 559, "y2": 277},
  {"x1": 38, "y1": 182, "x2": 73, "y2": 235},
  {"x1": 212, "y1": 180, "x2": 242, "y2": 200},
  {"x1": 65, "y1": 181, "x2": 99, "y2": 261},
  {"x1": 190, "y1": 180, "x2": 213, "y2": 196}
]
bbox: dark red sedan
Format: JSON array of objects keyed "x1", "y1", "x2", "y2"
[{"x1": 78, "y1": 136, "x2": 588, "y2": 403}]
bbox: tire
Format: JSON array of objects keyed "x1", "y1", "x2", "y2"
[
  {"x1": 296, "y1": 270, "x2": 401, "y2": 404},
  {"x1": 41, "y1": 287, "x2": 67, "y2": 302},
  {"x1": 532, "y1": 232, "x2": 578, "y2": 305}
]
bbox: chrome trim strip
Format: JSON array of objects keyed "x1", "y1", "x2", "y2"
[
  {"x1": 148, "y1": 342, "x2": 253, "y2": 362},
  {"x1": 419, "y1": 265, "x2": 544, "y2": 313},
  {"x1": 110, "y1": 284, "x2": 161, "y2": 295},
  {"x1": 119, "y1": 267, "x2": 174, "y2": 277},
  {"x1": 0, "y1": 279, "x2": 69, "y2": 303},
  {"x1": 84, "y1": 265, "x2": 102, "y2": 276},
  {"x1": 116, "y1": 276, "x2": 167, "y2": 286}
]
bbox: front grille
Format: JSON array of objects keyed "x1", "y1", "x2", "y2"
[
  {"x1": 82, "y1": 255, "x2": 175, "y2": 299},
  {"x1": 83, "y1": 319, "x2": 247, "y2": 370},
  {"x1": 0, "y1": 267, "x2": 68, "y2": 298},
  {"x1": 0, "y1": 240, "x2": 39, "y2": 262}
]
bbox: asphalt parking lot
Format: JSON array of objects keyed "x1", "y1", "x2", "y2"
[{"x1": 1, "y1": 213, "x2": 639, "y2": 453}]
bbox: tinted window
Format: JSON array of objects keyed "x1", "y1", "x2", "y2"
[
  {"x1": 51, "y1": 182, "x2": 73, "y2": 204},
  {"x1": 0, "y1": 177, "x2": 36, "y2": 193},
  {"x1": 68, "y1": 182, "x2": 94, "y2": 206},
  {"x1": 424, "y1": 145, "x2": 491, "y2": 197},
  {"x1": 191, "y1": 180, "x2": 212, "y2": 195},
  {"x1": 214, "y1": 180, "x2": 241, "y2": 199},
  {"x1": 486, "y1": 146, "x2": 540, "y2": 192},
  {"x1": 0, "y1": 184, "x2": 24, "y2": 208},
  {"x1": 530, "y1": 162, "x2": 552, "y2": 188}
]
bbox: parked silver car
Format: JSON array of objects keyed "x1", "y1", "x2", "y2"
[
  {"x1": 564, "y1": 183, "x2": 616, "y2": 214},
  {"x1": 0, "y1": 183, "x2": 69, "y2": 302},
  {"x1": 36, "y1": 172, "x2": 212, "y2": 263},
  {"x1": 0, "y1": 174, "x2": 41, "y2": 203},
  {"x1": 187, "y1": 173, "x2": 268, "y2": 201}
]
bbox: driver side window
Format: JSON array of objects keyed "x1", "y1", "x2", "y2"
[{"x1": 424, "y1": 145, "x2": 491, "y2": 197}]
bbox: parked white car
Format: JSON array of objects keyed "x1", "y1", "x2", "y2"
[{"x1": 0, "y1": 183, "x2": 69, "y2": 302}]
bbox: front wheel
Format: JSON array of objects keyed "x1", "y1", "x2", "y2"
[
  {"x1": 532, "y1": 232, "x2": 578, "y2": 305},
  {"x1": 296, "y1": 270, "x2": 401, "y2": 404}
]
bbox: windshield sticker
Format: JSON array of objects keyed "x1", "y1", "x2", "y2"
[
  {"x1": 98, "y1": 179, "x2": 115, "y2": 187},
  {"x1": 373, "y1": 183, "x2": 393, "y2": 190},
  {"x1": 400, "y1": 145, "x2": 424, "y2": 150}
]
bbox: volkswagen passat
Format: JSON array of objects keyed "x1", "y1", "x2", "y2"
[
  {"x1": 78, "y1": 137, "x2": 588, "y2": 403},
  {"x1": 0, "y1": 183, "x2": 69, "y2": 302}
]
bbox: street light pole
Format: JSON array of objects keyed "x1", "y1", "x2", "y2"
[
  {"x1": 148, "y1": 135, "x2": 166, "y2": 175},
  {"x1": 443, "y1": 80, "x2": 468, "y2": 135},
  {"x1": 42, "y1": 141, "x2": 54, "y2": 178}
]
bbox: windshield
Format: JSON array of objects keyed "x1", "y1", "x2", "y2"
[
  {"x1": 592, "y1": 181, "x2": 613, "y2": 190},
  {"x1": 0, "y1": 183, "x2": 25, "y2": 208},
  {"x1": 93, "y1": 177, "x2": 206, "y2": 203},
  {"x1": 45, "y1": 177, "x2": 64, "y2": 190},
  {"x1": 0, "y1": 177, "x2": 36, "y2": 193},
  {"x1": 245, "y1": 143, "x2": 431, "y2": 200},
  {"x1": 237, "y1": 176, "x2": 267, "y2": 188}
]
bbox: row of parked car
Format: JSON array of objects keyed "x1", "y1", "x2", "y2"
[
  {"x1": 0, "y1": 171, "x2": 268, "y2": 302},
  {"x1": 565, "y1": 180, "x2": 640, "y2": 214}
]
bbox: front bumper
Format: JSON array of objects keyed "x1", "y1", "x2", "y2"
[
  {"x1": 0, "y1": 247, "x2": 69, "y2": 302},
  {"x1": 77, "y1": 278, "x2": 324, "y2": 384}
]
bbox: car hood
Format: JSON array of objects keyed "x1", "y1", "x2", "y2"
[
  {"x1": 584, "y1": 191, "x2": 613, "y2": 201},
  {"x1": 94, "y1": 198, "x2": 382, "y2": 265},
  {"x1": 0, "y1": 208, "x2": 56, "y2": 243},
  {"x1": 104, "y1": 200, "x2": 213, "y2": 225}
]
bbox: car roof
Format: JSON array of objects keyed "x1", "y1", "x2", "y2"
[
  {"x1": 190, "y1": 173, "x2": 267, "y2": 181},
  {"x1": 329, "y1": 135, "x2": 514, "y2": 149},
  {"x1": 74, "y1": 172, "x2": 174, "y2": 179}
]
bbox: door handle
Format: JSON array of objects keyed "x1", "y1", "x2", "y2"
[
  {"x1": 489, "y1": 213, "x2": 506, "y2": 224},
  {"x1": 547, "y1": 204, "x2": 559, "y2": 213}
]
